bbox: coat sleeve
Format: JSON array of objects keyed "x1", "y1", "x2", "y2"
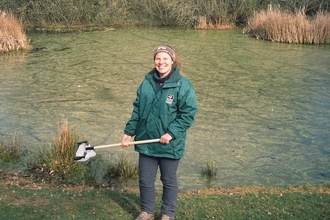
[{"x1": 167, "y1": 83, "x2": 197, "y2": 139}]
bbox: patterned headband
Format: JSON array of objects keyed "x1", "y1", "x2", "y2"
[{"x1": 154, "y1": 45, "x2": 176, "y2": 62}]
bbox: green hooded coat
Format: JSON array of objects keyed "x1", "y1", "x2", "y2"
[{"x1": 124, "y1": 67, "x2": 197, "y2": 159}]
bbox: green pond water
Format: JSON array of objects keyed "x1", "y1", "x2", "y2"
[{"x1": 0, "y1": 28, "x2": 329, "y2": 190}]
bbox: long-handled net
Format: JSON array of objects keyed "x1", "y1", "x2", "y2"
[{"x1": 73, "y1": 139, "x2": 160, "y2": 162}]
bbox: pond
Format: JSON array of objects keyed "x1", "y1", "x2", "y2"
[{"x1": 0, "y1": 28, "x2": 329, "y2": 191}]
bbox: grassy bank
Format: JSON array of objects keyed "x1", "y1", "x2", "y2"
[
  {"x1": 0, "y1": 175, "x2": 329, "y2": 219},
  {"x1": 0, "y1": 0, "x2": 328, "y2": 30},
  {"x1": 0, "y1": 1, "x2": 328, "y2": 45},
  {"x1": 3, "y1": 0, "x2": 245, "y2": 51},
  {"x1": 1, "y1": 122, "x2": 330, "y2": 219}
]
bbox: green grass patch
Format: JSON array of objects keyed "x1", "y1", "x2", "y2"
[
  {"x1": 0, "y1": 182, "x2": 329, "y2": 219},
  {"x1": 177, "y1": 192, "x2": 330, "y2": 219}
]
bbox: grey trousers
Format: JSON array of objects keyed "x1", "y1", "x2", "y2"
[{"x1": 138, "y1": 153, "x2": 180, "y2": 217}]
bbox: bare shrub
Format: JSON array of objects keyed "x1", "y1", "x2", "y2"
[
  {"x1": 244, "y1": 5, "x2": 330, "y2": 44},
  {"x1": 0, "y1": 10, "x2": 30, "y2": 52}
]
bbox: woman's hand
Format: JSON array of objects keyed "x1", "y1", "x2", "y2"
[
  {"x1": 121, "y1": 134, "x2": 132, "y2": 147},
  {"x1": 160, "y1": 133, "x2": 173, "y2": 144}
]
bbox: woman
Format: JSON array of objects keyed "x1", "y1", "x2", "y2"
[{"x1": 122, "y1": 45, "x2": 197, "y2": 220}]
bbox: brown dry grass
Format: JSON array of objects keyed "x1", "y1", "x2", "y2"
[
  {"x1": 312, "y1": 11, "x2": 330, "y2": 44},
  {"x1": 0, "y1": 10, "x2": 31, "y2": 52},
  {"x1": 195, "y1": 15, "x2": 235, "y2": 30},
  {"x1": 51, "y1": 120, "x2": 78, "y2": 167},
  {"x1": 244, "y1": 5, "x2": 330, "y2": 44},
  {"x1": 47, "y1": 120, "x2": 84, "y2": 180}
]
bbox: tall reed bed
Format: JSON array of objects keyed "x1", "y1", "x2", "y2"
[
  {"x1": 244, "y1": 5, "x2": 330, "y2": 44},
  {"x1": 0, "y1": 10, "x2": 30, "y2": 52}
]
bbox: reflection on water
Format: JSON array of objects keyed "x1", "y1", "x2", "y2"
[{"x1": 0, "y1": 28, "x2": 329, "y2": 190}]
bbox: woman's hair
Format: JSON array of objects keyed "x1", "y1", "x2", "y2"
[{"x1": 174, "y1": 57, "x2": 183, "y2": 70}]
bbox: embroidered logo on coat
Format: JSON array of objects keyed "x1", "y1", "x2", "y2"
[{"x1": 166, "y1": 94, "x2": 174, "y2": 104}]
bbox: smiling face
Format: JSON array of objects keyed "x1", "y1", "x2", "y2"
[{"x1": 154, "y1": 52, "x2": 173, "y2": 78}]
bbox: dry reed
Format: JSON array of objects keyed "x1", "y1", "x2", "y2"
[
  {"x1": 312, "y1": 11, "x2": 330, "y2": 44},
  {"x1": 49, "y1": 120, "x2": 84, "y2": 178},
  {"x1": 195, "y1": 15, "x2": 235, "y2": 30},
  {"x1": 244, "y1": 5, "x2": 330, "y2": 44},
  {"x1": 0, "y1": 10, "x2": 30, "y2": 52}
]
